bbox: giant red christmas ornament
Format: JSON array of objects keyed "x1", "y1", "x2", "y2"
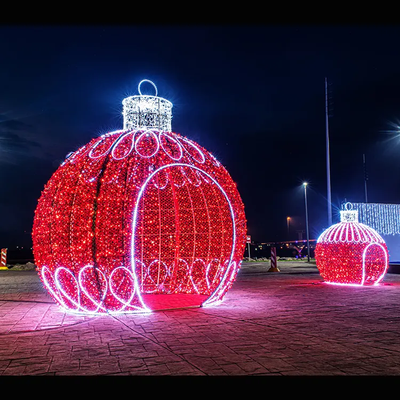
[
  {"x1": 32, "y1": 80, "x2": 247, "y2": 313},
  {"x1": 315, "y1": 206, "x2": 388, "y2": 286}
]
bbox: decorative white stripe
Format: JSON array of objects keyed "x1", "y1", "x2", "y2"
[
  {"x1": 160, "y1": 132, "x2": 183, "y2": 161},
  {"x1": 177, "y1": 137, "x2": 206, "y2": 164},
  {"x1": 324, "y1": 243, "x2": 388, "y2": 286},
  {"x1": 54, "y1": 267, "x2": 81, "y2": 311},
  {"x1": 317, "y1": 222, "x2": 385, "y2": 244},
  {"x1": 109, "y1": 266, "x2": 142, "y2": 311},
  {"x1": 134, "y1": 129, "x2": 160, "y2": 158},
  {"x1": 130, "y1": 163, "x2": 237, "y2": 308},
  {"x1": 88, "y1": 130, "x2": 125, "y2": 159},
  {"x1": 85, "y1": 129, "x2": 225, "y2": 171},
  {"x1": 360, "y1": 242, "x2": 388, "y2": 285},
  {"x1": 111, "y1": 131, "x2": 135, "y2": 160}
]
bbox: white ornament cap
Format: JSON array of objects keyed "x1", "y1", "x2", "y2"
[
  {"x1": 340, "y1": 203, "x2": 358, "y2": 223},
  {"x1": 122, "y1": 79, "x2": 173, "y2": 132}
]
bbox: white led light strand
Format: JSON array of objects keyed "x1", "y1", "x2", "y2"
[
  {"x1": 85, "y1": 129, "x2": 223, "y2": 176},
  {"x1": 35, "y1": 79, "x2": 246, "y2": 315},
  {"x1": 160, "y1": 132, "x2": 183, "y2": 161},
  {"x1": 41, "y1": 263, "x2": 150, "y2": 315},
  {"x1": 134, "y1": 129, "x2": 160, "y2": 158},
  {"x1": 362, "y1": 243, "x2": 389, "y2": 285},
  {"x1": 122, "y1": 80, "x2": 173, "y2": 131},
  {"x1": 130, "y1": 163, "x2": 237, "y2": 308},
  {"x1": 111, "y1": 131, "x2": 135, "y2": 160},
  {"x1": 177, "y1": 137, "x2": 206, "y2": 164},
  {"x1": 317, "y1": 209, "x2": 386, "y2": 244},
  {"x1": 344, "y1": 202, "x2": 400, "y2": 235},
  {"x1": 88, "y1": 130, "x2": 125, "y2": 159}
]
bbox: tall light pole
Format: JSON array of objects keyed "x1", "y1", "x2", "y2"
[
  {"x1": 363, "y1": 153, "x2": 368, "y2": 203},
  {"x1": 287, "y1": 216, "x2": 291, "y2": 239},
  {"x1": 325, "y1": 77, "x2": 333, "y2": 226},
  {"x1": 303, "y1": 182, "x2": 310, "y2": 262}
]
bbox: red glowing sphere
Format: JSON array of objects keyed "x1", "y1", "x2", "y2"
[
  {"x1": 315, "y1": 210, "x2": 388, "y2": 285},
  {"x1": 32, "y1": 128, "x2": 247, "y2": 313}
]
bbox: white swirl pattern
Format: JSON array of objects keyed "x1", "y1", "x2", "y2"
[
  {"x1": 41, "y1": 258, "x2": 235, "y2": 314},
  {"x1": 45, "y1": 130, "x2": 236, "y2": 314},
  {"x1": 86, "y1": 129, "x2": 214, "y2": 165}
]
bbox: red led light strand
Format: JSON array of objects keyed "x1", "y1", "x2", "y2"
[
  {"x1": 315, "y1": 210, "x2": 388, "y2": 286},
  {"x1": 33, "y1": 128, "x2": 246, "y2": 313}
]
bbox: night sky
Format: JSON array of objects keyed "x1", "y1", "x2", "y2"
[{"x1": 2, "y1": 25, "x2": 400, "y2": 248}]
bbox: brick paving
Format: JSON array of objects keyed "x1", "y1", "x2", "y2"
[{"x1": 1, "y1": 261, "x2": 400, "y2": 375}]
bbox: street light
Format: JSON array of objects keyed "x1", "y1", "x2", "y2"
[
  {"x1": 303, "y1": 182, "x2": 310, "y2": 262},
  {"x1": 287, "y1": 216, "x2": 291, "y2": 239}
]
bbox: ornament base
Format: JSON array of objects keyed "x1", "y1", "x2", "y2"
[{"x1": 142, "y1": 293, "x2": 209, "y2": 311}]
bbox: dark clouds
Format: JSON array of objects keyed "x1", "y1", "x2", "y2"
[
  {"x1": 2, "y1": 25, "x2": 400, "y2": 247},
  {"x1": 0, "y1": 117, "x2": 43, "y2": 163}
]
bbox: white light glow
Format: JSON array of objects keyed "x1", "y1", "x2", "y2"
[
  {"x1": 317, "y1": 220, "x2": 385, "y2": 244},
  {"x1": 111, "y1": 131, "x2": 135, "y2": 160},
  {"x1": 134, "y1": 130, "x2": 160, "y2": 158},
  {"x1": 343, "y1": 202, "x2": 400, "y2": 236},
  {"x1": 178, "y1": 137, "x2": 206, "y2": 164},
  {"x1": 160, "y1": 132, "x2": 183, "y2": 161},
  {"x1": 130, "y1": 163, "x2": 238, "y2": 308},
  {"x1": 88, "y1": 130, "x2": 125, "y2": 159},
  {"x1": 122, "y1": 80, "x2": 172, "y2": 131},
  {"x1": 138, "y1": 79, "x2": 158, "y2": 96},
  {"x1": 362, "y1": 242, "x2": 388, "y2": 285},
  {"x1": 41, "y1": 263, "x2": 150, "y2": 315}
]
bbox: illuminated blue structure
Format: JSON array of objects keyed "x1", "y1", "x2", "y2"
[{"x1": 342, "y1": 202, "x2": 400, "y2": 262}]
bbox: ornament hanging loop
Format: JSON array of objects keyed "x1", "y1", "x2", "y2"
[
  {"x1": 344, "y1": 202, "x2": 353, "y2": 211},
  {"x1": 138, "y1": 79, "x2": 158, "y2": 97}
]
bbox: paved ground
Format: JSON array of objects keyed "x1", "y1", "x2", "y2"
[{"x1": 1, "y1": 260, "x2": 400, "y2": 375}]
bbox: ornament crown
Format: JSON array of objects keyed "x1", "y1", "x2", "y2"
[
  {"x1": 340, "y1": 210, "x2": 358, "y2": 223},
  {"x1": 122, "y1": 79, "x2": 173, "y2": 132},
  {"x1": 340, "y1": 203, "x2": 358, "y2": 223}
]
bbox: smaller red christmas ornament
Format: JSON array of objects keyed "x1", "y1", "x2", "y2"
[{"x1": 315, "y1": 206, "x2": 389, "y2": 286}]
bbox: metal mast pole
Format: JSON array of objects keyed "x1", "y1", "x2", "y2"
[
  {"x1": 363, "y1": 153, "x2": 368, "y2": 203},
  {"x1": 325, "y1": 77, "x2": 333, "y2": 226},
  {"x1": 304, "y1": 183, "x2": 310, "y2": 262}
]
